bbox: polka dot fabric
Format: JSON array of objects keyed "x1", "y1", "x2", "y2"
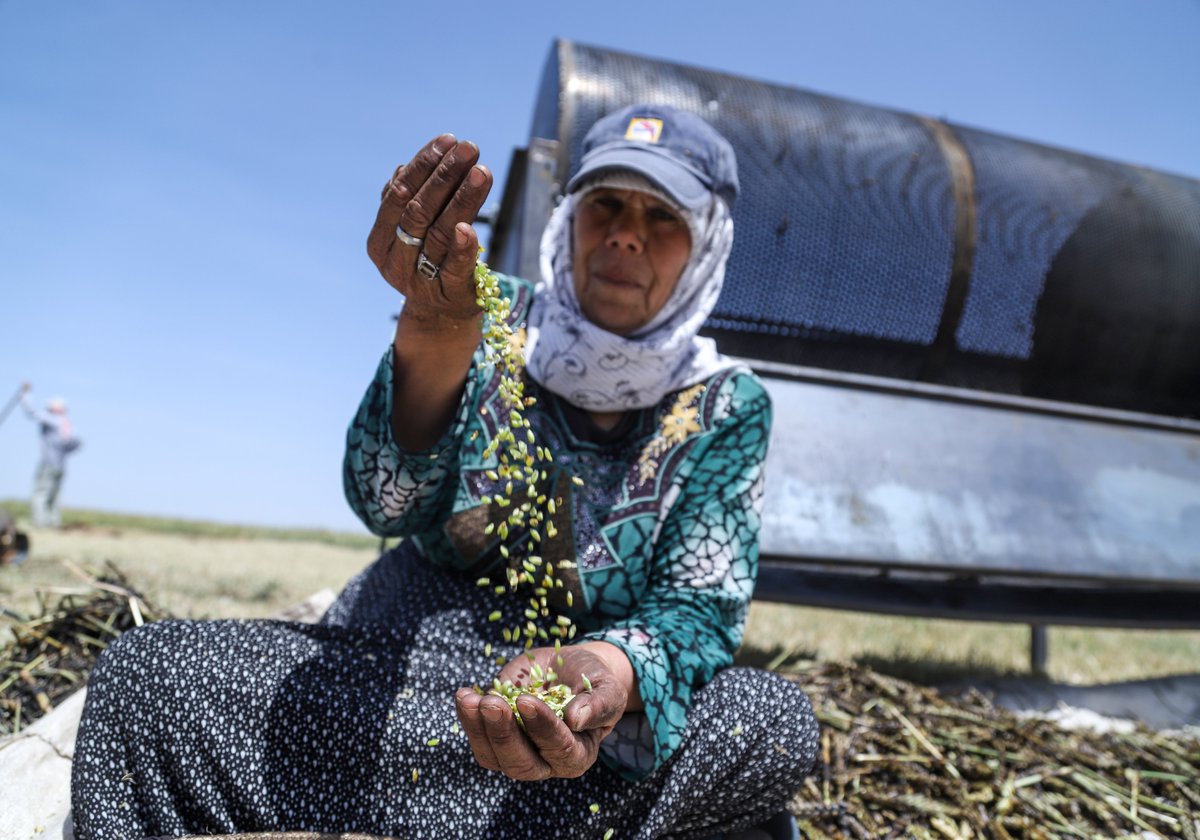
[{"x1": 71, "y1": 552, "x2": 819, "y2": 839}]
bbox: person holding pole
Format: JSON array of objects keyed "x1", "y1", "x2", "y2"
[{"x1": 18, "y1": 382, "x2": 81, "y2": 528}]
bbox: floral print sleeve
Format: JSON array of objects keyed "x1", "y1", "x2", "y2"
[
  {"x1": 342, "y1": 345, "x2": 483, "y2": 537},
  {"x1": 583, "y1": 372, "x2": 772, "y2": 778},
  {"x1": 342, "y1": 276, "x2": 536, "y2": 540}
]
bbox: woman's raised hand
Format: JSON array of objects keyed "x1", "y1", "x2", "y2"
[
  {"x1": 367, "y1": 134, "x2": 494, "y2": 322},
  {"x1": 454, "y1": 643, "x2": 632, "y2": 780}
]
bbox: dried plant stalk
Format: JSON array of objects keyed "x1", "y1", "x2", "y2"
[
  {"x1": 786, "y1": 661, "x2": 1200, "y2": 839},
  {"x1": 1, "y1": 561, "x2": 167, "y2": 735}
]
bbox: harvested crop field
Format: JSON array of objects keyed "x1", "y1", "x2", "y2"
[{"x1": 2, "y1": 507, "x2": 1198, "y2": 838}]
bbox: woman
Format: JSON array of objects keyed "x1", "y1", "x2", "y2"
[{"x1": 71, "y1": 104, "x2": 819, "y2": 840}]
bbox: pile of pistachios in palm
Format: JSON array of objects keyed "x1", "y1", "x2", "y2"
[{"x1": 471, "y1": 252, "x2": 585, "y2": 705}]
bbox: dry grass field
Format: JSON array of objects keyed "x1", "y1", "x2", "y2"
[{"x1": 2, "y1": 502, "x2": 1197, "y2": 688}]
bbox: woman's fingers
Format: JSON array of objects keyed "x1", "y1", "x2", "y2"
[
  {"x1": 454, "y1": 688, "x2": 503, "y2": 772},
  {"x1": 397, "y1": 140, "x2": 482, "y2": 254},
  {"x1": 458, "y1": 643, "x2": 622, "y2": 781},
  {"x1": 420, "y1": 162, "x2": 492, "y2": 268},
  {"x1": 455, "y1": 686, "x2": 599, "y2": 780},
  {"x1": 563, "y1": 671, "x2": 626, "y2": 734},
  {"x1": 456, "y1": 689, "x2": 552, "y2": 780},
  {"x1": 366, "y1": 134, "x2": 456, "y2": 274},
  {"x1": 384, "y1": 148, "x2": 488, "y2": 314},
  {"x1": 478, "y1": 696, "x2": 552, "y2": 780},
  {"x1": 367, "y1": 136, "x2": 491, "y2": 321},
  {"x1": 519, "y1": 697, "x2": 597, "y2": 778}
]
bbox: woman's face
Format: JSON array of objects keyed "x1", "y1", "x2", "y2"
[{"x1": 572, "y1": 186, "x2": 692, "y2": 336}]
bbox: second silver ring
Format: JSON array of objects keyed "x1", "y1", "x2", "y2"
[
  {"x1": 416, "y1": 251, "x2": 441, "y2": 280},
  {"x1": 395, "y1": 225, "x2": 425, "y2": 247}
]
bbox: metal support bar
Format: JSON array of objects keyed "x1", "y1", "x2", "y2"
[
  {"x1": 0, "y1": 386, "x2": 23, "y2": 427},
  {"x1": 754, "y1": 563, "x2": 1200, "y2": 629},
  {"x1": 1030, "y1": 624, "x2": 1048, "y2": 676}
]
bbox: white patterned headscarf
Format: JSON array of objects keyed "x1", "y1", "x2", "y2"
[{"x1": 523, "y1": 181, "x2": 737, "y2": 411}]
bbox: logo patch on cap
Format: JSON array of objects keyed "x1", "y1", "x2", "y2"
[{"x1": 624, "y1": 117, "x2": 663, "y2": 144}]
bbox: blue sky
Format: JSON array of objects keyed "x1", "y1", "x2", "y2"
[{"x1": 2, "y1": 1, "x2": 1197, "y2": 532}]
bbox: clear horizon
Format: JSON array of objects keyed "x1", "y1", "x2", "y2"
[{"x1": 3, "y1": 1, "x2": 1198, "y2": 531}]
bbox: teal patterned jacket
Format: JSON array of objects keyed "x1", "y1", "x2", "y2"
[{"x1": 343, "y1": 275, "x2": 772, "y2": 779}]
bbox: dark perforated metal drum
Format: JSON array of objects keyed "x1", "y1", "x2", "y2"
[
  {"x1": 487, "y1": 40, "x2": 1200, "y2": 625},
  {"x1": 493, "y1": 40, "x2": 1200, "y2": 420}
]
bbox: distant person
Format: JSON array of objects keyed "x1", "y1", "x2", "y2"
[{"x1": 19, "y1": 383, "x2": 81, "y2": 528}]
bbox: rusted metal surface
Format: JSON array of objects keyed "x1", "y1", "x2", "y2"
[{"x1": 914, "y1": 116, "x2": 978, "y2": 381}]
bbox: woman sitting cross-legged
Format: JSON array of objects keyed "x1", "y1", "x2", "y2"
[{"x1": 70, "y1": 103, "x2": 819, "y2": 840}]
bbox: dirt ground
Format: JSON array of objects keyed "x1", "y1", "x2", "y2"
[
  {"x1": 3, "y1": 522, "x2": 1199, "y2": 689},
  {"x1": 0, "y1": 523, "x2": 375, "y2": 623}
]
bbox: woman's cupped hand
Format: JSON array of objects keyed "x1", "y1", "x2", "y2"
[
  {"x1": 454, "y1": 641, "x2": 634, "y2": 780},
  {"x1": 367, "y1": 134, "x2": 493, "y2": 323}
]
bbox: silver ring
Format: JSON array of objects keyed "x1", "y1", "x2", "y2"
[
  {"x1": 395, "y1": 225, "x2": 424, "y2": 247},
  {"x1": 416, "y1": 251, "x2": 441, "y2": 280}
]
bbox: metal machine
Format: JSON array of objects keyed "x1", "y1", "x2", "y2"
[{"x1": 488, "y1": 41, "x2": 1200, "y2": 664}]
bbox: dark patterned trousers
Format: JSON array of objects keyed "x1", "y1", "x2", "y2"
[{"x1": 71, "y1": 556, "x2": 819, "y2": 839}]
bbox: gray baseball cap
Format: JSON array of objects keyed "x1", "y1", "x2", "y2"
[{"x1": 566, "y1": 103, "x2": 739, "y2": 210}]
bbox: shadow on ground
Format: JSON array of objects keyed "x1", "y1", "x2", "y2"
[{"x1": 736, "y1": 643, "x2": 1200, "y2": 731}]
